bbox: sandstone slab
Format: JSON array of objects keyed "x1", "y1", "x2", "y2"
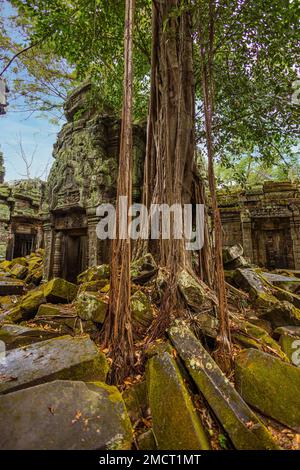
[
  {"x1": 0, "y1": 334, "x2": 108, "y2": 394},
  {"x1": 168, "y1": 321, "x2": 279, "y2": 450},
  {"x1": 235, "y1": 348, "x2": 300, "y2": 432},
  {"x1": 0, "y1": 380, "x2": 132, "y2": 449},
  {"x1": 147, "y1": 351, "x2": 210, "y2": 450}
]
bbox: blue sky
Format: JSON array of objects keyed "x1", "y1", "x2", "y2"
[
  {"x1": 1, "y1": 109, "x2": 62, "y2": 182},
  {"x1": 0, "y1": 1, "x2": 63, "y2": 182}
]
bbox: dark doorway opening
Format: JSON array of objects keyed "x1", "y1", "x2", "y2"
[
  {"x1": 252, "y1": 217, "x2": 294, "y2": 269},
  {"x1": 13, "y1": 233, "x2": 36, "y2": 258},
  {"x1": 61, "y1": 230, "x2": 88, "y2": 283}
]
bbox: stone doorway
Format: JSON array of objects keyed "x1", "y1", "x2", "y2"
[
  {"x1": 61, "y1": 230, "x2": 88, "y2": 283},
  {"x1": 13, "y1": 233, "x2": 36, "y2": 258},
  {"x1": 252, "y1": 217, "x2": 294, "y2": 269}
]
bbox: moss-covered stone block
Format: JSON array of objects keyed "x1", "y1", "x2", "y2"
[
  {"x1": 0, "y1": 335, "x2": 109, "y2": 394},
  {"x1": 137, "y1": 430, "x2": 157, "y2": 450},
  {"x1": 261, "y1": 300, "x2": 300, "y2": 328},
  {"x1": 0, "y1": 278, "x2": 24, "y2": 296},
  {"x1": 235, "y1": 348, "x2": 300, "y2": 432},
  {"x1": 147, "y1": 351, "x2": 211, "y2": 450},
  {"x1": 131, "y1": 290, "x2": 153, "y2": 331},
  {"x1": 10, "y1": 264, "x2": 28, "y2": 280},
  {"x1": 232, "y1": 320, "x2": 288, "y2": 361},
  {"x1": 77, "y1": 264, "x2": 110, "y2": 284},
  {"x1": 131, "y1": 254, "x2": 157, "y2": 284},
  {"x1": 0, "y1": 380, "x2": 133, "y2": 449},
  {"x1": 123, "y1": 381, "x2": 148, "y2": 424},
  {"x1": 168, "y1": 320, "x2": 279, "y2": 450},
  {"x1": 43, "y1": 278, "x2": 78, "y2": 303},
  {"x1": 177, "y1": 270, "x2": 205, "y2": 310},
  {"x1": 75, "y1": 292, "x2": 107, "y2": 324}
]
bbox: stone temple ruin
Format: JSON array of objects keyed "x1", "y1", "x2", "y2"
[
  {"x1": 219, "y1": 181, "x2": 300, "y2": 270},
  {"x1": 0, "y1": 82, "x2": 299, "y2": 278},
  {"x1": 1, "y1": 83, "x2": 300, "y2": 451},
  {"x1": 0, "y1": 151, "x2": 44, "y2": 261},
  {"x1": 43, "y1": 82, "x2": 145, "y2": 283}
]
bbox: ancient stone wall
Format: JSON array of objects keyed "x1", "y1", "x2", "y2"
[
  {"x1": 219, "y1": 181, "x2": 300, "y2": 270},
  {"x1": 0, "y1": 176, "x2": 45, "y2": 260}
]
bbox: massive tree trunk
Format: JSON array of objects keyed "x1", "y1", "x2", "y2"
[
  {"x1": 143, "y1": 0, "x2": 196, "y2": 333},
  {"x1": 103, "y1": 0, "x2": 135, "y2": 384}
]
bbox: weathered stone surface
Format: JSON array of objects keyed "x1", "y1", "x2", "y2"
[
  {"x1": 43, "y1": 278, "x2": 78, "y2": 303},
  {"x1": 137, "y1": 430, "x2": 157, "y2": 451},
  {"x1": 147, "y1": 351, "x2": 210, "y2": 450},
  {"x1": 261, "y1": 301, "x2": 300, "y2": 328},
  {"x1": 223, "y1": 244, "x2": 244, "y2": 265},
  {"x1": 235, "y1": 349, "x2": 300, "y2": 432},
  {"x1": 131, "y1": 254, "x2": 157, "y2": 284},
  {"x1": 233, "y1": 268, "x2": 271, "y2": 300},
  {"x1": 168, "y1": 321, "x2": 279, "y2": 450},
  {"x1": 77, "y1": 264, "x2": 110, "y2": 285},
  {"x1": 191, "y1": 312, "x2": 219, "y2": 339},
  {"x1": 34, "y1": 303, "x2": 99, "y2": 337},
  {"x1": 10, "y1": 264, "x2": 28, "y2": 280},
  {"x1": 262, "y1": 272, "x2": 300, "y2": 294},
  {"x1": 0, "y1": 278, "x2": 24, "y2": 295},
  {"x1": 232, "y1": 320, "x2": 288, "y2": 361},
  {"x1": 75, "y1": 292, "x2": 107, "y2": 324},
  {"x1": 0, "y1": 335, "x2": 108, "y2": 394},
  {"x1": 0, "y1": 380, "x2": 133, "y2": 449},
  {"x1": 131, "y1": 290, "x2": 153, "y2": 332},
  {"x1": 177, "y1": 270, "x2": 205, "y2": 310},
  {"x1": 0, "y1": 324, "x2": 60, "y2": 350},
  {"x1": 123, "y1": 381, "x2": 148, "y2": 424},
  {"x1": 277, "y1": 331, "x2": 300, "y2": 366},
  {"x1": 4, "y1": 278, "x2": 78, "y2": 323}
]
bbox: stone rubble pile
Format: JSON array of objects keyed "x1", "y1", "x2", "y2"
[{"x1": 0, "y1": 247, "x2": 300, "y2": 450}]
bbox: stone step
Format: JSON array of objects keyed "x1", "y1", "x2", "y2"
[
  {"x1": 0, "y1": 334, "x2": 108, "y2": 394},
  {"x1": 0, "y1": 380, "x2": 133, "y2": 450}
]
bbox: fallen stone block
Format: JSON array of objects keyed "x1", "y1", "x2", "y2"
[
  {"x1": 10, "y1": 264, "x2": 28, "y2": 280},
  {"x1": 43, "y1": 278, "x2": 78, "y2": 303},
  {"x1": 232, "y1": 320, "x2": 288, "y2": 361},
  {"x1": 34, "y1": 303, "x2": 99, "y2": 337},
  {"x1": 235, "y1": 348, "x2": 300, "y2": 432},
  {"x1": 168, "y1": 320, "x2": 279, "y2": 450},
  {"x1": 123, "y1": 381, "x2": 149, "y2": 424},
  {"x1": 147, "y1": 351, "x2": 211, "y2": 450},
  {"x1": 77, "y1": 264, "x2": 110, "y2": 285},
  {"x1": 0, "y1": 324, "x2": 61, "y2": 350},
  {"x1": 273, "y1": 327, "x2": 300, "y2": 367},
  {"x1": 262, "y1": 272, "x2": 300, "y2": 295},
  {"x1": 75, "y1": 292, "x2": 107, "y2": 324},
  {"x1": 131, "y1": 290, "x2": 154, "y2": 333},
  {"x1": 0, "y1": 278, "x2": 24, "y2": 296},
  {"x1": 177, "y1": 270, "x2": 205, "y2": 310},
  {"x1": 222, "y1": 244, "x2": 243, "y2": 265},
  {"x1": 131, "y1": 254, "x2": 157, "y2": 284},
  {"x1": 261, "y1": 301, "x2": 300, "y2": 328},
  {"x1": 0, "y1": 380, "x2": 133, "y2": 449},
  {"x1": 0, "y1": 334, "x2": 108, "y2": 394}
]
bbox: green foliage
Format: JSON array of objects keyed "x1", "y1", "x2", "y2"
[{"x1": 2, "y1": 0, "x2": 299, "y2": 171}]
